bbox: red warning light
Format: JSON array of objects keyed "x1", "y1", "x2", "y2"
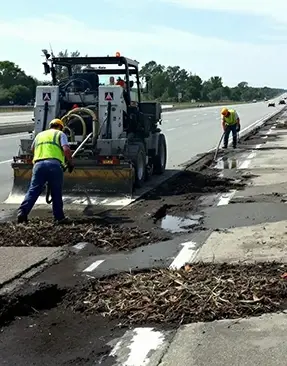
[{"x1": 116, "y1": 52, "x2": 121, "y2": 57}]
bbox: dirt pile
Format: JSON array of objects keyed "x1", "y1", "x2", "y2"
[
  {"x1": 64, "y1": 262, "x2": 287, "y2": 326},
  {"x1": 145, "y1": 170, "x2": 245, "y2": 200},
  {"x1": 0, "y1": 218, "x2": 169, "y2": 251}
]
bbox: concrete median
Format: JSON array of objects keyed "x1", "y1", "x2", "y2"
[{"x1": 0, "y1": 122, "x2": 34, "y2": 136}]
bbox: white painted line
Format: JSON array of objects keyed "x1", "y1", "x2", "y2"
[
  {"x1": 238, "y1": 144, "x2": 262, "y2": 169},
  {"x1": 217, "y1": 189, "x2": 237, "y2": 206},
  {"x1": 192, "y1": 123, "x2": 198, "y2": 126},
  {"x1": 217, "y1": 141, "x2": 263, "y2": 206},
  {"x1": 0, "y1": 159, "x2": 12, "y2": 165},
  {"x1": 110, "y1": 327, "x2": 165, "y2": 365},
  {"x1": 73, "y1": 242, "x2": 88, "y2": 250},
  {"x1": 167, "y1": 128, "x2": 176, "y2": 131},
  {"x1": 169, "y1": 241, "x2": 198, "y2": 269},
  {"x1": 83, "y1": 260, "x2": 105, "y2": 272},
  {"x1": 238, "y1": 153, "x2": 255, "y2": 169}
]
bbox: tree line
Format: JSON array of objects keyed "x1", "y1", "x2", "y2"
[
  {"x1": 0, "y1": 51, "x2": 285, "y2": 106},
  {"x1": 140, "y1": 61, "x2": 285, "y2": 103}
]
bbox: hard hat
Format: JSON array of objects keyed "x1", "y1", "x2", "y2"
[
  {"x1": 49, "y1": 118, "x2": 64, "y2": 128},
  {"x1": 221, "y1": 107, "x2": 229, "y2": 116}
]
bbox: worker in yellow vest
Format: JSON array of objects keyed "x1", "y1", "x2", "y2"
[
  {"x1": 221, "y1": 107, "x2": 240, "y2": 149},
  {"x1": 17, "y1": 119, "x2": 74, "y2": 225}
]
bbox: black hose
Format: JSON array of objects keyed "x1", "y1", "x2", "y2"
[
  {"x1": 106, "y1": 102, "x2": 112, "y2": 139},
  {"x1": 42, "y1": 102, "x2": 49, "y2": 131},
  {"x1": 213, "y1": 131, "x2": 226, "y2": 161},
  {"x1": 46, "y1": 184, "x2": 52, "y2": 204}
]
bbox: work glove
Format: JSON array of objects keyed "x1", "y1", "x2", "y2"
[
  {"x1": 67, "y1": 161, "x2": 74, "y2": 173},
  {"x1": 236, "y1": 124, "x2": 241, "y2": 132}
]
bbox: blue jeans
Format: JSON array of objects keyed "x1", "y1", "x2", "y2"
[
  {"x1": 18, "y1": 159, "x2": 65, "y2": 221},
  {"x1": 223, "y1": 124, "x2": 237, "y2": 148}
]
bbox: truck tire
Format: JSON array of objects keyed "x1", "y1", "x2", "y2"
[
  {"x1": 153, "y1": 134, "x2": 167, "y2": 174},
  {"x1": 132, "y1": 143, "x2": 147, "y2": 188}
]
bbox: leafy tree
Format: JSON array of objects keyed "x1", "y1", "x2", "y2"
[
  {"x1": 54, "y1": 50, "x2": 86, "y2": 80},
  {"x1": 0, "y1": 61, "x2": 36, "y2": 105},
  {"x1": 139, "y1": 61, "x2": 285, "y2": 103}
]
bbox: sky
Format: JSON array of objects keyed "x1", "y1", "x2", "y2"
[{"x1": 1, "y1": 0, "x2": 287, "y2": 88}]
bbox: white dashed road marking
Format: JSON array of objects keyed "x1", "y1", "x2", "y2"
[
  {"x1": 83, "y1": 260, "x2": 105, "y2": 272},
  {"x1": 169, "y1": 241, "x2": 198, "y2": 269}
]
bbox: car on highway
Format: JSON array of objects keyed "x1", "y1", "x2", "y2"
[
  {"x1": 279, "y1": 99, "x2": 286, "y2": 105},
  {"x1": 268, "y1": 102, "x2": 275, "y2": 107}
]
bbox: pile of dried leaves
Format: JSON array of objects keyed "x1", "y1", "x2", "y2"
[
  {"x1": 65, "y1": 262, "x2": 287, "y2": 326},
  {"x1": 0, "y1": 218, "x2": 168, "y2": 250}
]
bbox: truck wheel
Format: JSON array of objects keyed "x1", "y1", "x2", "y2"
[
  {"x1": 133, "y1": 143, "x2": 147, "y2": 188},
  {"x1": 153, "y1": 134, "x2": 167, "y2": 174}
]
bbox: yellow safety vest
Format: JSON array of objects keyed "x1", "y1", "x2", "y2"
[
  {"x1": 223, "y1": 109, "x2": 237, "y2": 125},
  {"x1": 33, "y1": 129, "x2": 65, "y2": 165}
]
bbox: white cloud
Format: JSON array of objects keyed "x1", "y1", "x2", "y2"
[
  {"x1": 1, "y1": 14, "x2": 287, "y2": 87},
  {"x1": 158, "y1": 0, "x2": 287, "y2": 23}
]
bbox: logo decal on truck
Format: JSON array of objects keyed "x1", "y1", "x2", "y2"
[
  {"x1": 105, "y1": 92, "x2": 113, "y2": 101},
  {"x1": 42, "y1": 93, "x2": 51, "y2": 101}
]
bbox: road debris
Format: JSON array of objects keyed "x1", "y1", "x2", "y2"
[
  {"x1": 145, "y1": 170, "x2": 245, "y2": 200},
  {"x1": 0, "y1": 218, "x2": 169, "y2": 251},
  {"x1": 64, "y1": 262, "x2": 287, "y2": 326}
]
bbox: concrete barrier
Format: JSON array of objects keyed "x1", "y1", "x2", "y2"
[
  {"x1": 0, "y1": 122, "x2": 34, "y2": 136},
  {"x1": 0, "y1": 106, "x2": 33, "y2": 113}
]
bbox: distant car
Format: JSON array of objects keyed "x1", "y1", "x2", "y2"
[
  {"x1": 268, "y1": 102, "x2": 275, "y2": 107},
  {"x1": 279, "y1": 100, "x2": 286, "y2": 105},
  {"x1": 253, "y1": 99, "x2": 257, "y2": 103}
]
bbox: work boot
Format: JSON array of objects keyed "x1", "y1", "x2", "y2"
[
  {"x1": 54, "y1": 217, "x2": 72, "y2": 225},
  {"x1": 222, "y1": 146, "x2": 228, "y2": 149},
  {"x1": 17, "y1": 214, "x2": 28, "y2": 224}
]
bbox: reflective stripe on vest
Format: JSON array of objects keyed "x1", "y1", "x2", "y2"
[
  {"x1": 224, "y1": 109, "x2": 237, "y2": 125},
  {"x1": 33, "y1": 129, "x2": 65, "y2": 165}
]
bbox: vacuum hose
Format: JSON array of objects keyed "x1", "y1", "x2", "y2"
[
  {"x1": 62, "y1": 107, "x2": 99, "y2": 146},
  {"x1": 63, "y1": 113, "x2": 86, "y2": 142}
]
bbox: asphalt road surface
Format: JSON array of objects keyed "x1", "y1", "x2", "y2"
[{"x1": 0, "y1": 99, "x2": 284, "y2": 202}]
